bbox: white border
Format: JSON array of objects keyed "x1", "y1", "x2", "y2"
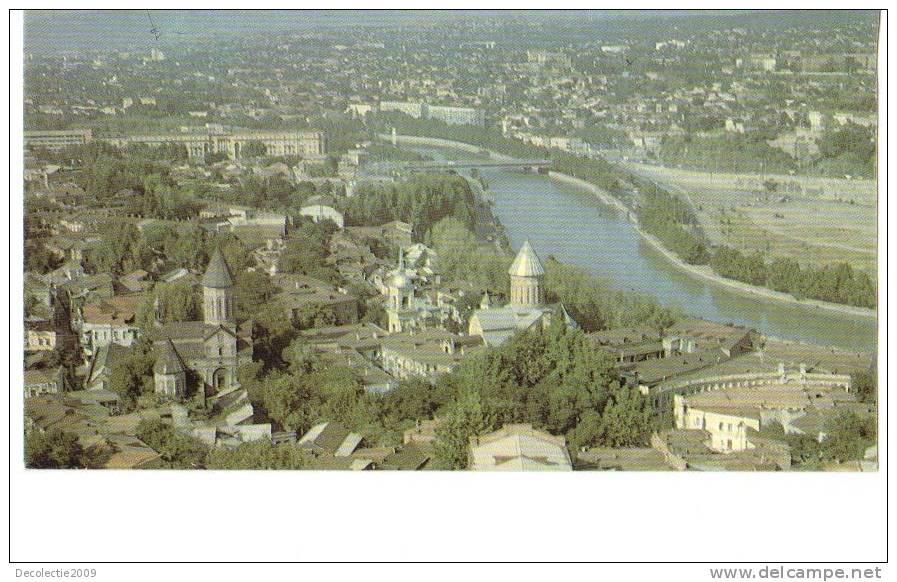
[{"x1": 6, "y1": 5, "x2": 889, "y2": 569}]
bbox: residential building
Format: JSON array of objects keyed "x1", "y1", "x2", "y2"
[
  {"x1": 79, "y1": 294, "x2": 142, "y2": 357},
  {"x1": 24, "y1": 129, "x2": 93, "y2": 152},
  {"x1": 379, "y1": 329, "x2": 485, "y2": 381},
  {"x1": 104, "y1": 129, "x2": 326, "y2": 160},
  {"x1": 673, "y1": 367, "x2": 859, "y2": 453},
  {"x1": 24, "y1": 367, "x2": 69, "y2": 398},
  {"x1": 297, "y1": 421, "x2": 363, "y2": 457},
  {"x1": 274, "y1": 275, "x2": 358, "y2": 328},
  {"x1": 299, "y1": 196, "x2": 345, "y2": 228},
  {"x1": 468, "y1": 424, "x2": 573, "y2": 471}
]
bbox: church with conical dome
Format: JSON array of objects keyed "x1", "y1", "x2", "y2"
[
  {"x1": 468, "y1": 239, "x2": 576, "y2": 346},
  {"x1": 150, "y1": 249, "x2": 253, "y2": 402}
]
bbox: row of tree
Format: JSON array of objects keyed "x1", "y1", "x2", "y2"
[
  {"x1": 343, "y1": 174, "x2": 479, "y2": 237},
  {"x1": 710, "y1": 247, "x2": 876, "y2": 309},
  {"x1": 635, "y1": 181, "x2": 711, "y2": 265}
]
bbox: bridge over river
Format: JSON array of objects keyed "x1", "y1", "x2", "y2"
[{"x1": 367, "y1": 158, "x2": 551, "y2": 173}]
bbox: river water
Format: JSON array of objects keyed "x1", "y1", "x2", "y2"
[{"x1": 407, "y1": 144, "x2": 877, "y2": 352}]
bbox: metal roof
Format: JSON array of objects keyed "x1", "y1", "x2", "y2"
[{"x1": 507, "y1": 239, "x2": 545, "y2": 277}]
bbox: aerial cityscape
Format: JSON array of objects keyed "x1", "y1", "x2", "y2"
[{"x1": 21, "y1": 10, "x2": 879, "y2": 472}]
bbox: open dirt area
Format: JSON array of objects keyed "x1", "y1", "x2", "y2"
[{"x1": 623, "y1": 162, "x2": 877, "y2": 275}]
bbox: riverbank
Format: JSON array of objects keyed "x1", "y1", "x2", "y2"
[
  {"x1": 385, "y1": 133, "x2": 877, "y2": 320},
  {"x1": 547, "y1": 172, "x2": 877, "y2": 320}
]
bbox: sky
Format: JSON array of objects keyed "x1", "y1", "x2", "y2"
[{"x1": 24, "y1": 10, "x2": 877, "y2": 54}]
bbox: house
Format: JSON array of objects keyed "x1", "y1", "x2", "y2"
[
  {"x1": 589, "y1": 327, "x2": 666, "y2": 365},
  {"x1": 25, "y1": 320, "x2": 58, "y2": 353},
  {"x1": 672, "y1": 367, "x2": 860, "y2": 453},
  {"x1": 468, "y1": 424, "x2": 573, "y2": 471},
  {"x1": 79, "y1": 294, "x2": 143, "y2": 357},
  {"x1": 299, "y1": 322, "x2": 387, "y2": 360},
  {"x1": 381, "y1": 220, "x2": 414, "y2": 247},
  {"x1": 102, "y1": 437, "x2": 162, "y2": 469},
  {"x1": 85, "y1": 343, "x2": 131, "y2": 391},
  {"x1": 299, "y1": 196, "x2": 344, "y2": 228},
  {"x1": 378, "y1": 443, "x2": 432, "y2": 470},
  {"x1": 272, "y1": 274, "x2": 359, "y2": 328},
  {"x1": 297, "y1": 421, "x2": 363, "y2": 457},
  {"x1": 379, "y1": 329, "x2": 485, "y2": 381},
  {"x1": 118, "y1": 270, "x2": 152, "y2": 293},
  {"x1": 24, "y1": 367, "x2": 68, "y2": 398},
  {"x1": 663, "y1": 318, "x2": 757, "y2": 357},
  {"x1": 65, "y1": 389, "x2": 121, "y2": 414},
  {"x1": 576, "y1": 447, "x2": 674, "y2": 471}
]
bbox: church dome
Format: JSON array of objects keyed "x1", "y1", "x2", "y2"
[
  {"x1": 508, "y1": 239, "x2": 545, "y2": 277},
  {"x1": 390, "y1": 269, "x2": 412, "y2": 289}
]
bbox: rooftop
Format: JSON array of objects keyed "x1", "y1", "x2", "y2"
[
  {"x1": 202, "y1": 248, "x2": 234, "y2": 289},
  {"x1": 507, "y1": 239, "x2": 545, "y2": 277}
]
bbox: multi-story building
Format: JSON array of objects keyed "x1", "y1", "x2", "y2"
[
  {"x1": 379, "y1": 328, "x2": 484, "y2": 382},
  {"x1": 379, "y1": 101, "x2": 427, "y2": 119},
  {"x1": 672, "y1": 367, "x2": 858, "y2": 453},
  {"x1": 379, "y1": 101, "x2": 484, "y2": 126},
  {"x1": 427, "y1": 105, "x2": 485, "y2": 126},
  {"x1": 24, "y1": 129, "x2": 93, "y2": 152},
  {"x1": 103, "y1": 129, "x2": 326, "y2": 160},
  {"x1": 79, "y1": 295, "x2": 142, "y2": 357}
]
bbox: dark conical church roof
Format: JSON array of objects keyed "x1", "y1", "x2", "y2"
[{"x1": 202, "y1": 248, "x2": 234, "y2": 289}]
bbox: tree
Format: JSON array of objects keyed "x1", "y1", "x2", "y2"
[
  {"x1": 427, "y1": 217, "x2": 510, "y2": 290},
  {"x1": 242, "y1": 141, "x2": 268, "y2": 158},
  {"x1": 434, "y1": 389, "x2": 494, "y2": 470},
  {"x1": 819, "y1": 411, "x2": 876, "y2": 463},
  {"x1": 277, "y1": 222, "x2": 338, "y2": 283},
  {"x1": 234, "y1": 269, "x2": 276, "y2": 321},
  {"x1": 86, "y1": 222, "x2": 140, "y2": 275},
  {"x1": 108, "y1": 351, "x2": 155, "y2": 412},
  {"x1": 207, "y1": 441, "x2": 308, "y2": 469},
  {"x1": 137, "y1": 281, "x2": 202, "y2": 329},
  {"x1": 253, "y1": 302, "x2": 298, "y2": 370},
  {"x1": 594, "y1": 383, "x2": 654, "y2": 447},
  {"x1": 852, "y1": 368, "x2": 877, "y2": 403},
  {"x1": 161, "y1": 225, "x2": 208, "y2": 270},
  {"x1": 290, "y1": 302, "x2": 337, "y2": 330},
  {"x1": 259, "y1": 373, "x2": 315, "y2": 433},
  {"x1": 281, "y1": 338, "x2": 320, "y2": 375},
  {"x1": 380, "y1": 378, "x2": 444, "y2": 426},
  {"x1": 24, "y1": 239, "x2": 61, "y2": 273},
  {"x1": 816, "y1": 122, "x2": 876, "y2": 177},
  {"x1": 136, "y1": 419, "x2": 209, "y2": 469},
  {"x1": 313, "y1": 366, "x2": 372, "y2": 430},
  {"x1": 26, "y1": 429, "x2": 86, "y2": 468}
]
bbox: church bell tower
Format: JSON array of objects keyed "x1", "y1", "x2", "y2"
[{"x1": 202, "y1": 248, "x2": 236, "y2": 326}]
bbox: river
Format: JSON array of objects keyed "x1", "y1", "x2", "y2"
[{"x1": 405, "y1": 144, "x2": 877, "y2": 352}]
